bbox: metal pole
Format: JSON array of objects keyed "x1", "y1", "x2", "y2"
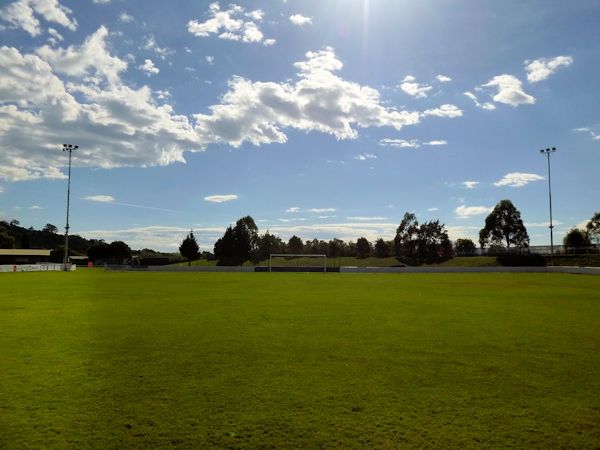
[
  {"x1": 540, "y1": 147, "x2": 556, "y2": 266},
  {"x1": 63, "y1": 144, "x2": 78, "y2": 271}
]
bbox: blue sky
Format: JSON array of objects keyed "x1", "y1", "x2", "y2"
[{"x1": 0, "y1": 0, "x2": 599, "y2": 251}]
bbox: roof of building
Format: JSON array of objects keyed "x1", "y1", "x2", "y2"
[{"x1": 0, "y1": 249, "x2": 51, "y2": 256}]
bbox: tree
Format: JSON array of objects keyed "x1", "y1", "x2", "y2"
[
  {"x1": 394, "y1": 212, "x2": 419, "y2": 259},
  {"x1": 455, "y1": 238, "x2": 476, "y2": 256},
  {"x1": 0, "y1": 225, "x2": 15, "y2": 249},
  {"x1": 287, "y1": 235, "x2": 304, "y2": 254},
  {"x1": 479, "y1": 200, "x2": 529, "y2": 250},
  {"x1": 563, "y1": 228, "x2": 590, "y2": 252},
  {"x1": 87, "y1": 241, "x2": 110, "y2": 262},
  {"x1": 255, "y1": 231, "x2": 284, "y2": 263},
  {"x1": 415, "y1": 220, "x2": 452, "y2": 260},
  {"x1": 355, "y1": 237, "x2": 371, "y2": 258},
  {"x1": 20, "y1": 231, "x2": 30, "y2": 249},
  {"x1": 233, "y1": 216, "x2": 258, "y2": 264},
  {"x1": 179, "y1": 231, "x2": 200, "y2": 266},
  {"x1": 587, "y1": 212, "x2": 600, "y2": 249},
  {"x1": 43, "y1": 223, "x2": 58, "y2": 234},
  {"x1": 374, "y1": 238, "x2": 390, "y2": 258},
  {"x1": 328, "y1": 238, "x2": 343, "y2": 261},
  {"x1": 214, "y1": 226, "x2": 236, "y2": 265},
  {"x1": 107, "y1": 241, "x2": 132, "y2": 263}
]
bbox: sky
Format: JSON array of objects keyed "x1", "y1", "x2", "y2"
[{"x1": 0, "y1": 0, "x2": 599, "y2": 252}]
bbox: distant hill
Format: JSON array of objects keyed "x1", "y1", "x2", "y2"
[{"x1": 0, "y1": 221, "x2": 96, "y2": 255}]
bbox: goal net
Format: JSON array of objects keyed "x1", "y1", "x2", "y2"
[{"x1": 268, "y1": 254, "x2": 327, "y2": 272}]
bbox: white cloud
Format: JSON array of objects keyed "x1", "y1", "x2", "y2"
[
  {"x1": 0, "y1": 0, "x2": 77, "y2": 36},
  {"x1": 480, "y1": 75, "x2": 535, "y2": 107},
  {"x1": 525, "y1": 56, "x2": 573, "y2": 83},
  {"x1": 436, "y1": 74, "x2": 452, "y2": 82},
  {"x1": 85, "y1": 194, "x2": 115, "y2": 203},
  {"x1": 204, "y1": 194, "x2": 238, "y2": 203},
  {"x1": 29, "y1": 204, "x2": 42, "y2": 209},
  {"x1": 36, "y1": 26, "x2": 127, "y2": 86},
  {"x1": 427, "y1": 207, "x2": 439, "y2": 212},
  {"x1": 84, "y1": 195, "x2": 177, "y2": 212},
  {"x1": 0, "y1": 39, "x2": 202, "y2": 181},
  {"x1": 380, "y1": 138, "x2": 448, "y2": 148},
  {"x1": 205, "y1": 55, "x2": 214, "y2": 65},
  {"x1": 455, "y1": 205, "x2": 492, "y2": 219},
  {"x1": 187, "y1": 2, "x2": 269, "y2": 44},
  {"x1": 93, "y1": 0, "x2": 111, "y2": 3},
  {"x1": 139, "y1": 59, "x2": 159, "y2": 75},
  {"x1": 493, "y1": 172, "x2": 544, "y2": 187},
  {"x1": 47, "y1": 27, "x2": 63, "y2": 43},
  {"x1": 245, "y1": 9, "x2": 264, "y2": 21},
  {"x1": 0, "y1": 38, "x2": 434, "y2": 182},
  {"x1": 353, "y1": 153, "x2": 377, "y2": 160},
  {"x1": 463, "y1": 91, "x2": 496, "y2": 110},
  {"x1": 263, "y1": 38, "x2": 276, "y2": 47},
  {"x1": 143, "y1": 35, "x2": 174, "y2": 60},
  {"x1": 309, "y1": 208, "x2": 336, "y2": 213},
  {"x1": 286, "y1": 207, "x2": 336, "y2": 214},
  {"x1": 399, "y1": 75, "x2": 432, "y2": 98},
  {"x1": 525, "y1": 221, "x2": 563, "y2": 228},
  {"x1": 289, "y1": 14, "x2": 313, "y2": 26},
  {"x1": 462, "y1": 181, "x2": 479, "y2": 189},
  {"x1": 422, "y1": 104, "x2": 463, "y2": 118},
  {"x1": 193, "y1": 47, "x2": 421, "y2": 146},
  {"x1": 119, "y1": 12, "x2": 134, "y2": 23},
  {"x1": 347, "y1": 216, "x2": 388, "y2": 221},
  {"x1": 379, "y1": 138, "x2": 420, "y2": 148},
  {"x1": 574, "y1": 126, "x2": 600, "y2": 141}
]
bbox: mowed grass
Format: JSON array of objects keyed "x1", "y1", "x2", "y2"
[{"x1": 1, "y1": 272, "x2": 599, "y2": 448}]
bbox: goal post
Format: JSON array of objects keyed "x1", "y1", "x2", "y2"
[{"x1": 268, "y1": 254, "x2": 327, "y2": 272}]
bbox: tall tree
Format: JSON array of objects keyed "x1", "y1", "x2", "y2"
[
  {"x1": 179, "y1": 230, "x2": 200, "y2": 266},
  {"x1": 287, "y1": 235, "x2": 304, "y2": 254},
  {"x1": 374, "y1": 238, "x2": 390, "y2": 258},
  {"x1": 108, "y1": 241, "x2": 132, "y2": 263},
  {"x1": 479, "y1": 200, "x2": 529, "y2": 249},
  {"x1": 233, "y1": 216, "x2": 258, "y2": 264},
  {"x1": 415, "y1": 220, "x2": 452, "y2": 260},
  {"x1": 394, "y1": 212, "x2": 419, "y2": 258},
  {"x1": 214, "y1": 226, "x2": 236, "y2": 265},
  {"x1": 255, "y1": 231, "x2": 284, "y2": 263},
  {"x1": 87, "y1": 241, "x2": 109, "y2": 262},
  {"x1": 0, "y1": 225, "x2": 15, "y2": 249},
  {"x1": 563, "y1": 228, "x2": 590, "y2": 251},
  {"x1": 587, "y1": 212, "x2": 600, "y2": 248},
  {"x1": 355, "y1": 237, "x2": 371, "y2": 258},
  {"x1": 43, "y1": 223, "x2": 58, "y2": 234}
]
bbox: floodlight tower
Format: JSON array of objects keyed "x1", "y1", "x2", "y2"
[
  {"x1": 540, "y1": 147, "x2": 556, "y2": 265},
  {"x1": 62, "y1": 144, "x2": 78, "y2": 271}
]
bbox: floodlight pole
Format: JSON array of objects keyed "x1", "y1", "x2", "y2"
[
  {"x1": 63, "y1": 144, "x2": 78, "y2": 271},
  {"x1": 540, "y1": 147, "x2": 556, "y2": 265}
]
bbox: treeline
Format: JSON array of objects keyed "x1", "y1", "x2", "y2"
[
  {"x1": 180, "y1": 212, "x2": 479, "y2": 266},
  {"x1": 0, "y1": 220, "x2": 92, "y2": 253}
]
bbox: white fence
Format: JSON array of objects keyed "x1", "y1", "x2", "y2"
[{"x1": 0, "y1": 263, "x2": 76, "y2": 273}]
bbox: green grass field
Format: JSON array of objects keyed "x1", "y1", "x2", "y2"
[{"x1": 1, "y1": 271, "x2": 599, "y2": 448}]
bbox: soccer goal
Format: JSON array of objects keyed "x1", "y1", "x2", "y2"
[{"x1": 268, "y1": 254, "x2": 327, "y2": 272}]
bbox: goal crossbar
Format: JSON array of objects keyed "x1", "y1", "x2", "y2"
[{"x1": 268, "y1": 254, "x2": 327, "y2": 272}]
